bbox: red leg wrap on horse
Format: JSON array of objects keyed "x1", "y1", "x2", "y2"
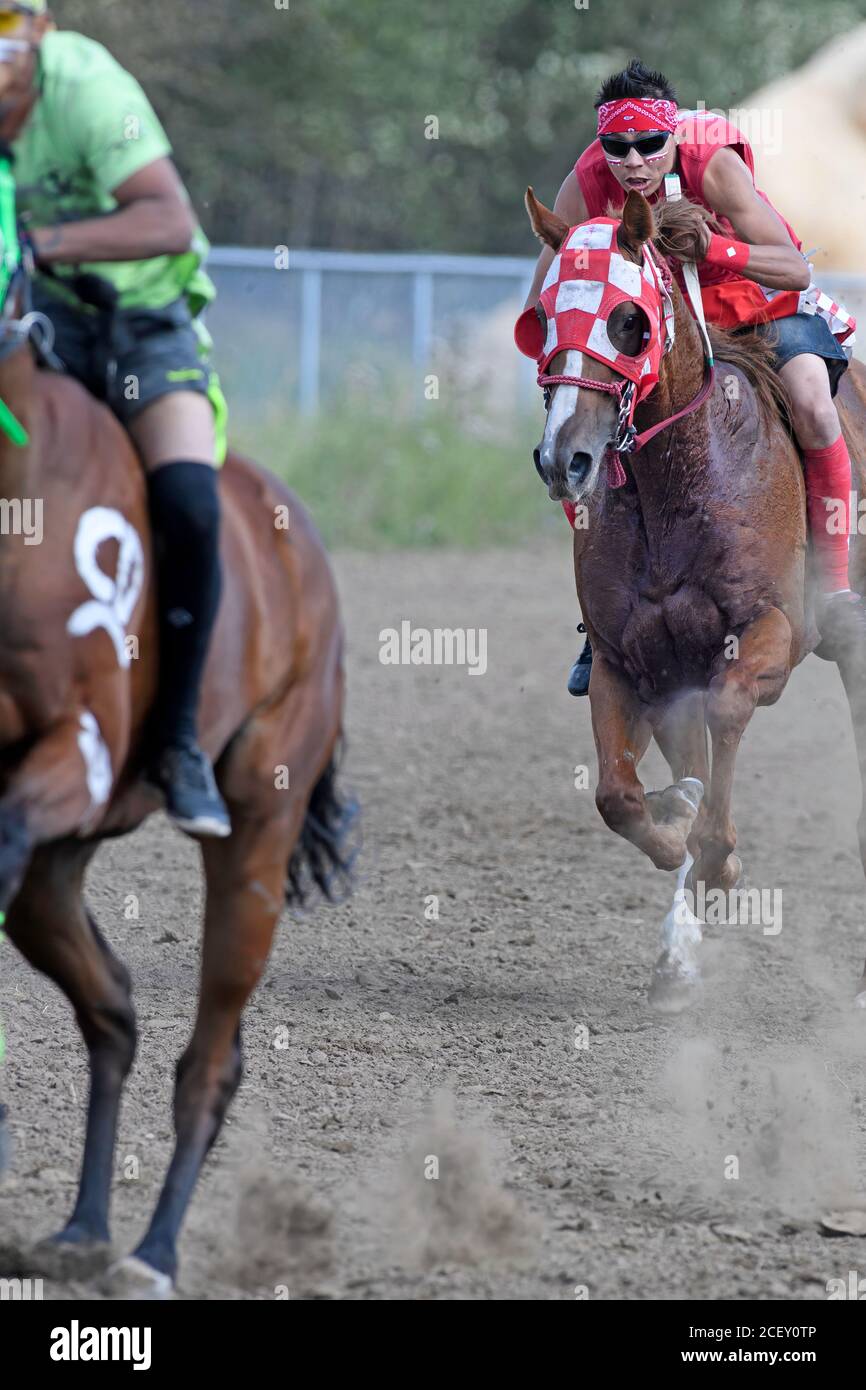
[{"x1": 803, "y1": 434, "x2": 852, "y2": 593}]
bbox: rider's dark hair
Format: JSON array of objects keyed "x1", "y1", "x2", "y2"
[{"x1": 595, "y1": 58, "x2": 678, "y2": 109}]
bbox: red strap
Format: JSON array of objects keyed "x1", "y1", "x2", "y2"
[{"x1": 630, "y1": 362, "x2": 715, "y2": 452}]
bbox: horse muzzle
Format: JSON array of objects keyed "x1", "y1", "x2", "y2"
[{"x1": 534, "y1": 443, "x2": 601, "y2": 502}]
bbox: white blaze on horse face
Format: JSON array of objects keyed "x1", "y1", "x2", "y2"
[
  {"x1": 67, "y1": 507, "x2": 145, "y2": 669},
  {"x1": 540, "y1": 349, "x2": 583, "y2": 468}
]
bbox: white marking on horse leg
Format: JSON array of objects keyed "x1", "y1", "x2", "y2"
[
  {"x1": 77, "y1": 711, "x2": 113, "y2": 824},
  {"x1": 659, "y1": 851, "x2": 702, "y2": 981}
]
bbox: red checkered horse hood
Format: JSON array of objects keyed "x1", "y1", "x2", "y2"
[{"x1": 515, "y1": 218, "x2": 675, "y2": 401}]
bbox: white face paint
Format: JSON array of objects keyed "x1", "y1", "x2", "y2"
[{"x1": 67, "y1": 507, "x2": 145, "y2": 669}]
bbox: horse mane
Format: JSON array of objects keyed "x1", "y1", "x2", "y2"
[
  {"x1": 653, "y1": 198, "x2": 792, "y2": 424},
  {"x1": 706, "y1": 321, "x2": 792, "y2": 425},
  {"x1": 603, "y1": 196, "x2": 792, "y2": 426}
]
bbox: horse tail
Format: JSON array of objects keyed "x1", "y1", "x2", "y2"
[{"x1": 285, "y1": 740, "x2": 360, "y2": 906}]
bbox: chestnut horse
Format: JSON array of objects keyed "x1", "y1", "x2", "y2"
[
  {"x1": 0, "y1": 173, "x2": 353, "y2": 1294},
  {"x1": 525, "y1": 187, "x2": 866, "y2": 1009}
]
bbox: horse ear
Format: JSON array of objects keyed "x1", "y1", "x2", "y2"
[
  {"x1": 525, "y1": 187, "x2": 569, "y2": 251},
  {"x1": 618, "y1": 191, "x2": 655, "y2": 258}
]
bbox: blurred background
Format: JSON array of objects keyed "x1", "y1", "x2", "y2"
[{"x1": 54, "y1": 0, "x2": 866, "y2": 547}]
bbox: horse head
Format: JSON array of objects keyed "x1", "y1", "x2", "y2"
[{"x1": 517, "y1": 188, "x2": 675, "y2": 503}]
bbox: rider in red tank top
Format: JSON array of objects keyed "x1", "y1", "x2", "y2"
[
  {"x1": 520, "y1": 59, "x2": 863, "y2": 697},
  {"x1": 576, "y1": 112, "x2": 805, "y2": 332}
]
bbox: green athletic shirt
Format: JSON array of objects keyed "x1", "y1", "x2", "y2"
[{"x1": 11, "y1": 30, "x2": 216, "y2": 317}]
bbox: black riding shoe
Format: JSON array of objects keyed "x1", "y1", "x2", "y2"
[
  {"x1": 151, "y1": 744, "x2": 231, "y2": 838},
  {"x1": 567, "y1": 625, "x2": 593, "y2": 697}
]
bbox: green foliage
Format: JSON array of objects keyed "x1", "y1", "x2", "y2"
[
  {"x1": 233, "y1": 406, "x2": 552, "y2": 550},
  {"x1": 53, "y1": 0, "x2": 866, "y2": 255}
]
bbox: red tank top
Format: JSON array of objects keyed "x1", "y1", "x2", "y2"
[{"x1": 575, "y1": 113, "x2": 802, "y2": 330}]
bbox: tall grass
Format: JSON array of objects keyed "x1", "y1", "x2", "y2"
[{"x1": 230, "y1": 407, "x2": 555, "y2": 550}]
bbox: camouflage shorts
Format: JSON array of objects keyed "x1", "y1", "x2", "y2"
[{"x1": 32, "y1": 287, "x2": 228, "y2": 461}]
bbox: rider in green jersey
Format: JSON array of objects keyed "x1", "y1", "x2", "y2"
[{"x1": 0, "y1": 0, "x2": 231, "y2": 837}]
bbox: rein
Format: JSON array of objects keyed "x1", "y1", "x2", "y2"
[{"x1": 538, "y1": 362, "x2": 715, "y2": 454}]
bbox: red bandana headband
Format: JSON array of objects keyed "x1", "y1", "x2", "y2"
[{"x1": 596, "y1": 98, "x2": 679, "y2": 136}]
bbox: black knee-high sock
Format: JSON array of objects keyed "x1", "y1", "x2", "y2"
[{"x1": 147, "y1": 461, "x2": 222, "y2": 751}]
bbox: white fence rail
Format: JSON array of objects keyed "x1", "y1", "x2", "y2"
[{"x1": 205, "y1": 248, "x2": 866, "y2": 420}]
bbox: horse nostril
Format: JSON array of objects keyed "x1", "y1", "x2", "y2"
[
  {"x1": 533, "y1": 446, "x2": 546, "y2": 481},
  {"x1": 568, "y1": 451, "x2": 593, "y2": 486}
]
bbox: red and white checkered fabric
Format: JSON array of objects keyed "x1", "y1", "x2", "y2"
[
  {"x1": 760, "y1": 277, "x2": 856, "y2": 354},
  {"x1": 515, "y1": 218, "x2": 675, "y2": 402}
]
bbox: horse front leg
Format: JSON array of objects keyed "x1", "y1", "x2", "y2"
[
  {"x1": 648, "y1": 692, "x2": 711, "y2": 1010},
  {"x1": 5, "y1": 842, "x2": 134, "y2": 1276},
  {"x1": 590, "y1": 655, "x2": 701, "y2": 870},
  {"x1": 692, "y1": 607, "x2": 793, "y2": 893}
]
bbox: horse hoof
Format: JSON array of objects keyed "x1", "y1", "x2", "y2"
[
  {"x1": 647, "y1": 780, "x2": 702, "y2": 829},
  {"x1": 102, "y1": 1255, "x2": 174, "y2": 1301},
  {"x1": 676, "y1": 777, "x2": 704, "y2": 811},
  {"x1": 28, "y1": 1235, "x2": 113, "y2": 1280},
  {"x1": 649, "y1": 959, "x2": 702, "y2": 1014},
  {"x1": 686, "y1": 854, "x2": 745, "y2": 901}
]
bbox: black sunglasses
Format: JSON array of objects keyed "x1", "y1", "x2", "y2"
[{"x1": 599, "y1": 132, "x2": 670, "y2": 160}]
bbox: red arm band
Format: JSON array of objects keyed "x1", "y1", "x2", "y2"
[{"x1": 703, "y1": 233, "x2": 750, "y2": 271}]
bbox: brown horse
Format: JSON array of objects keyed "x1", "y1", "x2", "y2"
[
  {"x1": 0, "y1": 216, "x2": 353, "y2": 1292},
  {"x1": 525, "y1": 186, "x2": 866, "y2": 1008}
]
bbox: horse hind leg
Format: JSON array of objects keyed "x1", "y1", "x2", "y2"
[
  {"x1": 4, "y1": 841, "x2": 135, "y2": 1276},
  {"x1": 106, "y1": 679, "x2": 345, "y2": 1298}
]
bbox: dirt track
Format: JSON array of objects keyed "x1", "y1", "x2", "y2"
[{"x1": 2, "y1": 543, "x2": 866, "y2": 1301}]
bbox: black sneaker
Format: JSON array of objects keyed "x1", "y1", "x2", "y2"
[
  {"x1": 150, "y1": 744, "x2": 231, "y2": 838},
  {"x1": 567, "y1": 624, "x2": 593, "y2": 697}
]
